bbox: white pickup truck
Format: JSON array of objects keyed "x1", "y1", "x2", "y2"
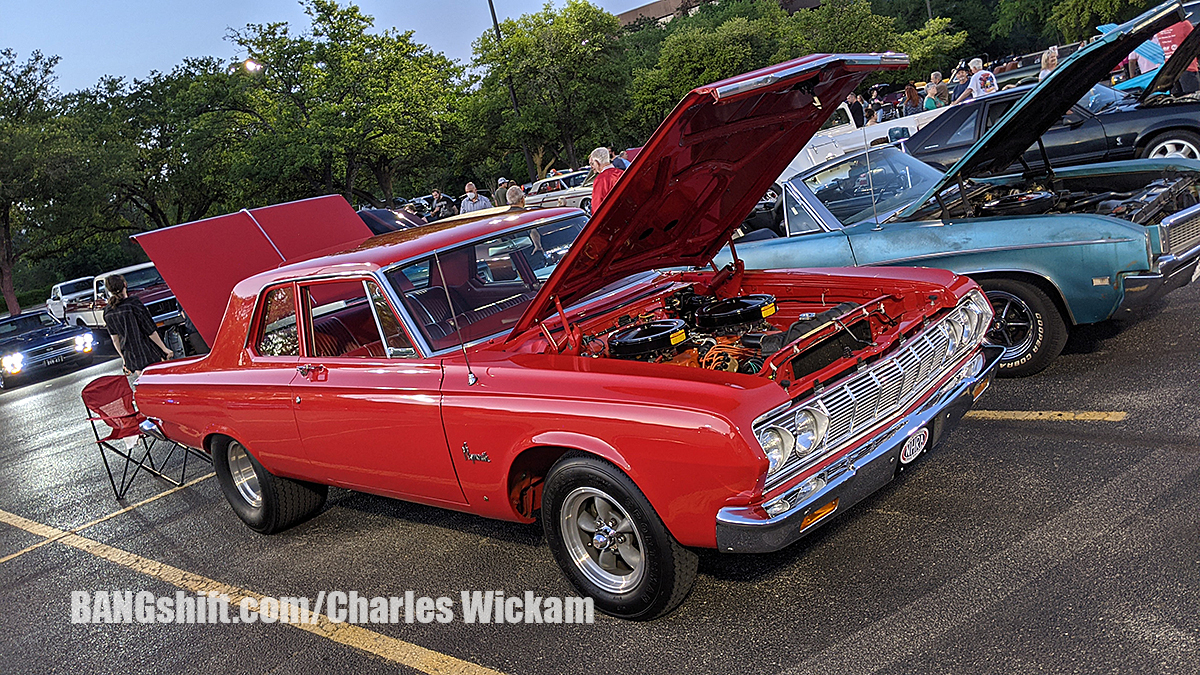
[
  {"x1": 45, "y1": 277, "x2": 94, "y2": 321},
  {"x1": 781, "y1": 102, "x2": 951, "y2": 179},
  {"x1": 65, "y1": 263, "x2": 185, "y2": 337}
]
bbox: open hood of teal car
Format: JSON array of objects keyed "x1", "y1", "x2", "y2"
[{"x1": 898, "y1": 0, "x2": 1190, "y2": 220}]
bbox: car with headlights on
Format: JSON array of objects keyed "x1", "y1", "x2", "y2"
[
  {"x1": 0, "y1": 311, "x2": 96, "y2": 389},
  {"x1": 730, "y1": 3, "x2": 1200, "y2": 377},
  {"x1": 131, "y1": 53, "x2": 1000, "y2": 620}
]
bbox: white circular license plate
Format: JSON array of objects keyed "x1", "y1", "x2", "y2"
[{"x1": 899, "y1": 427, "x2": 930, "y2": 465}]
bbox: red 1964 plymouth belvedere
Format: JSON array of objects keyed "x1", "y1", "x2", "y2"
[{"x1": 135, "y1": 53, "x2": 1002, "y2": 619}]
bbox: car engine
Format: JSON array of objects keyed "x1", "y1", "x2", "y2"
[
  {"x1": 585, "y1": 287, "x2": 873, "y2": 379},
  {"x1": 977, "y1": 175, "x2": 1198, "y2": 224}
]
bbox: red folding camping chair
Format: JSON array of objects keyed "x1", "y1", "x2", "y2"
[{"x1": 81, "y1": 375, "x2": 208, "y2": 500}]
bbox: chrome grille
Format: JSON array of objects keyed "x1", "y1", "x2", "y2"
[
  {"x1": 756, "y1": 304, "x2": 985, "y2": 490},
  {"x1": 1163, "y1": 204, "x2": 1200, "y2": 255},
  {"x1": 26, "y1": 337, "x2": 75, "y2": 358}
]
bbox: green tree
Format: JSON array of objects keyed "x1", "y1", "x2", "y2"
[
  {"x1": 228, "y1": 0, "x2": 463, "y2": 206},
  {"x1": 472, "y1": 0, "x2": 629, "y2": 172},
  {"x1": 0, "y1": 49, "x2": 85, "y2": 315},
  {"x1": 993, "y1": 0, "x2": 1150, "y2": 43}
]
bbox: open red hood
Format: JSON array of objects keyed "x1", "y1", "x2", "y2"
[
  {"x1": 510, "y1": 53, "x2": 908, "y2": 338},
  {"x1": 133, "y1": 195, "x2": 372, "y2": 345}
]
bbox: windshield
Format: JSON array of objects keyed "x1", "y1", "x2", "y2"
[
  {"x1": 1077, "y1": 83, "x2": 1127, "y2": 114},
  {"x1": 797, "y1": 147, "x2": 945, "y2": 226},
  {"x1": 60, "y1": 279, "x2": 92, "y2": 296},
  {"x1": 385, "y1": 215, "x2": 586, "y2": 352},
  {"x1": 0, "y1": 313, "x2": 60, "y2": 337},
  {"x1": 122, "y1": 266, "x2": 166, "y2": 290}
]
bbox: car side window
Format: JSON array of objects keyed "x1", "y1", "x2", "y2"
[
  {"x1": 784, "y1": 188, "x2": 823, "y2": 236},
  {"x1": 985, "y1": 100, "x2": 1015, "y2": 131},
  {"x1": 303, "y1": 281, "x2": 383, "y2": 358},
  {"x1": 944, "y1": 109, "x2": 979, "y2": 147},
  {"x1": 255, "y1": 285, "x2": 299, "y2": 357},
  {"x1": 366, "y1": 281, "x2": 418, "y2": 358}
]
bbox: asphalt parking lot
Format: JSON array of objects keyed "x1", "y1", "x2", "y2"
[{"x1": 1, "y1": 281, "x2": 1197, "y2": 675}]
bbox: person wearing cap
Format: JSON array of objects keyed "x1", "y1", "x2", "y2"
[{"x1": 495, "y1": 177, "x2": 511, "y2": 206}]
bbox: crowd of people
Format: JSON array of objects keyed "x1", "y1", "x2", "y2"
[
  {"x1": 843, "y1": 54, "x2": 1014, "y2": 128},
  {"x1": 410, "y1": 146, "x2": 627, "y2": 223}
]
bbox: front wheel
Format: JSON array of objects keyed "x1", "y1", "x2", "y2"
[
  {"x1": 212, "y1": 438, "x2": 327, "y2": 534},
  {"x1": 978, "y1": 278, "x2": 1068, "y2": 377},
  {"x1": 543, "y1": 453, "x2": 698, "y2": 620},
  {"x1": 580, "y1": 198, "x2": 592, "y2": 216}
]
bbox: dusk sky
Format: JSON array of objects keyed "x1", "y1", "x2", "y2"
[{"x1": 0, "y1": 0, "x2": 638, "y2": 93}]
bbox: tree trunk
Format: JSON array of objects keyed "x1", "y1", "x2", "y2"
[
  {"x1": 371, "y1": 163, "x2": 395, "y2": 207},
  {"x1": 563, "y1": 135, "x2": 578, "y2": 171},
  {"x1": 0, "y1": 203, "x2": 21, "y2": 316}
]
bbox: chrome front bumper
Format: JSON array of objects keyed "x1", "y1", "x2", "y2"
[
  {"x1": 714, "y1": 344, "x2": 1003, "y2": 554},
  {"x1": 1116, "y1": 241, "x2": 1200, "y2": 314}
]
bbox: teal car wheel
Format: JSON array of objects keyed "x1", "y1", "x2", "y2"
[{"x1": 979, "y1": 279, "x2": 1067, "y2": 377}]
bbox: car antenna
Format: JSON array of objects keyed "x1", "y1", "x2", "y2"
[
  {"x1": 861, "y1": 121, "x2": 882, "y2": 230},
  {"x1": 433, "y1": 251, "x2": 478, "y2": 386}
]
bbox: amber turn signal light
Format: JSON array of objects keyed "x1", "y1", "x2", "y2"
[{"x1": 801, "y1": 498, "x2": 839, "y2": 530}]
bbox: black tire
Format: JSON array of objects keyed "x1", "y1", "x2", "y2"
[
  {"x1": 580, "y1": 198, "x2": 592, "y2": 216},
  {"x1": 1138, "y1": 129, "x2": 1200, "y2": 161},
  {"x1": 211, "y1": 437, "x2": 327, "y2": 534},
  {"x1": 542, "y1": 452, "x2": 698, "y2": 620},
  {"x1": 977, "y1": 278, "x2": 1068, "y2": 377}
]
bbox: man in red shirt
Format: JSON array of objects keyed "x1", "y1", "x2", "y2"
[{"x1": 588, "y1": 147, "x2": 624, "y2": 211}]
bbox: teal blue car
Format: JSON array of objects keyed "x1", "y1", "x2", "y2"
[{"x1": 727, "y1": 1, "x2": 1200, "y2": 376}]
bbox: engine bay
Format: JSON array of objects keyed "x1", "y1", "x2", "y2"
[
  {"x1": 559, "y1": 284, "x2": 913, "y2": 389},
  {"x1": 975, "y1": 175, "x2": 1198, "y2": 224}
]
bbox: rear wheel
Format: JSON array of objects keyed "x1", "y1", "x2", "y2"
[
  {"x1": 212, "y1": 437, "x2": 327, "y2": 534},
  {"x1": 580, "y1": 198, "x2": 592, "y2": 216},
  {"x1": 543, "y1": 453, "x2": 698, "y2": 620},
  {"x1": 1140, "y1": 130, "x2": 1200, "y2": 160},
  {"x1": 978, "y1": 278, "x2": 1067, "y2": 377}
]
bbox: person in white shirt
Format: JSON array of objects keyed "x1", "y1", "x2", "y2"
[{"x1": 954, "y1": 58, "x2": 998, "y2": 104}]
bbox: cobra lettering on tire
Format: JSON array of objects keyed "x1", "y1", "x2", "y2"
[
  {"x1": 542, "y1": 452, "x2": 697, "y2": 620},
  {"x1": 977, "y1": 278, "x2": 1067, "y2": 377}
]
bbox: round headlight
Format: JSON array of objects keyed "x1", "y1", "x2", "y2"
[
  {"x1": 959, "y1": 291, "x2": 992, "y2": 340},
  {"x1": 944, "y1": 315, "x2": 964, "y2": 355},
  {"x1": 759, "y1": 426, "x2": 795, "y2": 475},
  {"x1": 794, "y1": 408, "x2": 828, "y2": 457}
]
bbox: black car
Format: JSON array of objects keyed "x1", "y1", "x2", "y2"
[
  {"x1": 0, "y1": 311, "x2": 97, "y2": 389},
  {"x1": 906, "y1": 24, "x2": 1200, "y2": 172}
]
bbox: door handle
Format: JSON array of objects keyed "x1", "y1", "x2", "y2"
[{"x1": 297, "y1": 364, "x2": 326, "y2": 376}]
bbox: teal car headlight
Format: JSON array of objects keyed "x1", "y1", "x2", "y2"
[
  {"x1": 2, "y1": 352, "x2": 24, "y2": 374},
  {"x1": 758, "y1": 426, "x2": 795, "y2": 475}
]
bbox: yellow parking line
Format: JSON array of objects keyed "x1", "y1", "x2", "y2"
[
  {"x1": 0, "y1": 472, "x2": 215, "y2": 565},
  {"x1": 965, "y1": 410, "x2": 1128, "y2": 422},
  {"x1": 0, "y1": 507, "x2": 507, "y2": 675}
]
